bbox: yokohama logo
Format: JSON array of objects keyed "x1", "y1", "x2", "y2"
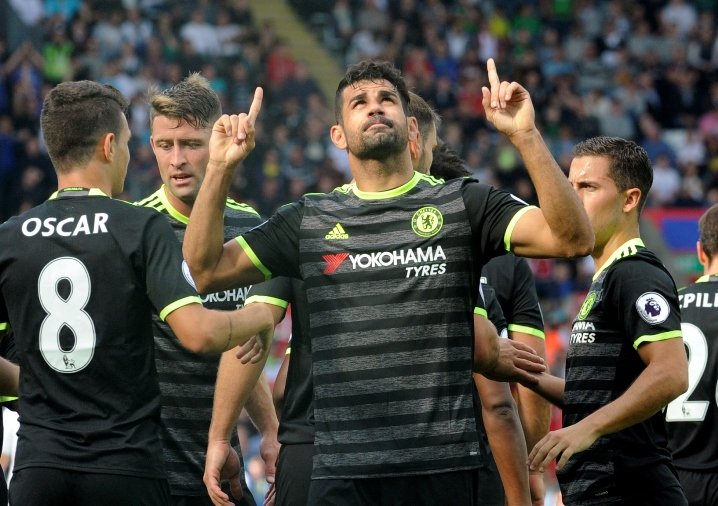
[{"x1": 322, "y1": 253, "x2": 349, "y2": 274}]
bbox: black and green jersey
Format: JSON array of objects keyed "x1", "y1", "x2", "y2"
[
  {"x1": 136, "y1": 186, "x2": 263, "y2": 495},
  {"x1": 0, "y1": 188, "x2": 200, "y2": 478},
  {"x1": 560, "y1": 239, "x2": 682, "y2": 504},
  {"x1": 245, "y1": 277, "x2": 313, "y2": 445},
  {"x1": 668, "y1": 274, "x2": 718, "y2": 471},
  {"x1": 238, "y1": 173, "x2": 529, "y2": 479},
  {"x1": 482, "y1": 254, "x2": 544, "y2": 340}
]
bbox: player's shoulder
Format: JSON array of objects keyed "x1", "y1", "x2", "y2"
[{"x1": 225, "y1": 197, "x2": 260, "y2": 217}]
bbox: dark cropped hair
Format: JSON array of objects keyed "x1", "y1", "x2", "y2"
[
  {"x1": 699, "y1": 204, "x2": 718, "y2": 260},
  {"x1": 408, "y1": 91, "x2": 441, "y2": 142},
  {"x1": 573, "y1": 136, "x2": 653, "y2": 215},
  {"x1": 430, "y1": 143, "x2": 471, "y2": 181},
  {"x1": 149, "y1": 72, "x2": 221, "y2": 130},
  {"x1": 334, "y1": 60, "x2": 410, "y2": 124},
  {"x1": 41, "y1": 81, "x2": 128, "y2": 171}
]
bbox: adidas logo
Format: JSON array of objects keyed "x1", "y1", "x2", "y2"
[{"x1": 325, "y1": 223, "x2": 349, "y2": 240}]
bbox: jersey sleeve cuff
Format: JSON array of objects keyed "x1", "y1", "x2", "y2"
[
  {"x1": 159, "y1": 296, "x2": 203, "y2": 321},
  {"x1": 503, "y1": 206, "x2": 537, "y2": 252},
  {"x1": 236, "y1": 236, "x2": 272, "y2": 281},
  {"x1": 473, "y1": 307, "x2": 488, "y2": 318},
  {"x1": 508, "y1": 324, "x2": 546, "y2": 340},
  {"x1": 245, "y1": 295, "x2": 289, "y2": 309},
  {"x1": 0, "y1": 322, "x2": 8, "y2": 331},
  {"x1": 633, "y1": 329, "x2": 683, "y2": 349}
]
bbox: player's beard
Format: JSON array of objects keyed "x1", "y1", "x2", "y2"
[{"x1": 350, "y1": 117, "x2": 408, "y2": 161}]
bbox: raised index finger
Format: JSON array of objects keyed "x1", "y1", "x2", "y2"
[
  {"x1": 486, "y1": 58, "x2": 500, "y2": 89},
  {"x1": 247, "y1": 87, "x2": 264, "y2": 127}
]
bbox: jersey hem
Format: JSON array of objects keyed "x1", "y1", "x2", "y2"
[
  {"x1": 159, "y1": 295, "x2": 202, "y2": 320},
  {"x1": 236, "y1": 236, "x2": 272, "y2": 280},
  {"x1": 508, "y1": 323, "x2": 545, "y2": 339},
  {"x1": 633, "y1": 329, "x2": 682, "y2": 349},
  {"x1": 503, "y1": 206, "x2": 536, "y2": 252},
  {"x1": 245, "y1": 295, "x2": 289, "y2": 308}
]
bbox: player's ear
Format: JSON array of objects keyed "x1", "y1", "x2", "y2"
[
  {"x1": 408, "y1": 122, "x2": 420, "y2": 161},
  {"x1": 623, "y1": 187, "x2": 641, "y2": 214},
  {"x1": 101, "y1": 132, "x2": 115, "y2": 162},
  {"x1": 330, "y1": 124, "x2": 347, "y2": 150},
  {"x1": 697, "y1": 240, "x2": 710, "y2": 269}
]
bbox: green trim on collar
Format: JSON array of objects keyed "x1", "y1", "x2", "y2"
[
  {"x1": 593, "y1": 238, "x2": 645, "y2": 281},
  {"x1": 159, "y1": 185, "x2": 190, "y2": 225},
  {"x1": 350, "y1": 171, "x2": 422, "y2": 200}
]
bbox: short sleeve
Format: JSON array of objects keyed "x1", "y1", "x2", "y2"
[
  {"x1": 479, "y1": 283, "x2": 508, "y2": 336},
  {"x1": 245, "y1": 277, "x2": 292, "y2": 310},
  {"x1": 610, "y1": 260, "x2": 682, "y2": 349},
  {"x1": 507, "y1": 257, "x2": 545, "y2": 339},
  {"x1": 461, "y1": 181, "x2": 533, "y2": 259},
  {"x1": 237, "y1": 201, "x2": 303, "y2": 280},
  {"x1": 143, "y1": 213, "x2": 202, "y2": 320}
]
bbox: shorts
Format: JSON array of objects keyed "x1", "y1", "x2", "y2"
[
  {"x1": 170, "y1": 479, "x2": 256, "y2": 506},
  {"x1": 9, "y1": 467, "x2": 170, "y2": 506},
  {"x1": 614, "y1": 462, "x2": 688, "y2": 506},
  {"x1": 275, "y1": 443, "x2": 313, "y2": 506},
  {"x1": 676, "y1": 468, "x2": 718, "y2": 506},
  {"x1": 307, "y1": 469, "x2": 476, "y2": 506}
]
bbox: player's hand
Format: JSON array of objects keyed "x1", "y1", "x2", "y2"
[
  {"x1": 209, "y1": 87, "x2": 263, "y2": 170},
  {"x1": 235, "y1": 325, "x2": 274, "y2": 364},
  {"x1": 528, "y1": 422, "x2": 599, "y2": 472},
  {"x1": 260, "y1": 434, "x2": 280, "y2": 489},
  {"x1": 204, "y1": 440, "x2": 244, "y2": 506},
  {"x1": 482, "y1": 339, "x2": 546, "y2": 384},
  {"x1": 481, "y1": 58, "x2": 536, "y2": 139}
]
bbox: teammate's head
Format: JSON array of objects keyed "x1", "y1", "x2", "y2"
[
  {"x1": 698, "y1": 204, "x2": 718, "y2": 269},
  {"x1": 569, "y1": 136, "x2": 651, "y2": 252},
  {"x1": 408, "y1": 91, "x2": 440, "y2": 174},
  {"x1": 429, "y1": 144, "x2": 471, "y2": 181},
  {"x1": 41, "y1": 81, "x2": 129, "y2": 190},
  {"x1": 330, "y1": 60, "x2": 416, "y2": 164},
  {"x1": 149, "y1": 73, "x2": 222, "y2": 214},
  {"x1": 573, "y1": 136, "x2": 652, "y2": 216}
]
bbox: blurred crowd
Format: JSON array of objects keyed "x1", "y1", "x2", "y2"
[{"x1": 1, "y1": 0, "x2": 716, "y2": 497}]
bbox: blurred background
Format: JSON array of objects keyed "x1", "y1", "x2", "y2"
[{"x1": 1, "y1": 1, "x2": 716, "y2": 503}]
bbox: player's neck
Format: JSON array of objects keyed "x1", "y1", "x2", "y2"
[
  {"x1": 592, "y1": 225, "x2": 641, "y2": 273},
  {"x1": 162, "y1": 186, "x2": 194, "y2": 218},
  {"x1": 57, "y1": 170, "x2": 112, "y2": 197},
  {"x1": 349, "y1": 153, "x2": 414, "y2": 193}
]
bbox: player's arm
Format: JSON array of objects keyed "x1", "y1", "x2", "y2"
[
  {"x1": 245, "y1": 373, "x2": 280, "y2": 488},
  {"x1": 165, "y1": 302, "x2": 275, "y2": 354},
  {"x1": 273, "y1": 349, "x2": 290, "y2": 417},
  {"x1": 482, "y1": 58, "x2": 593, "y2": 258},
  {"x1": 529, "y1": 337, "x2": 687, "y2": 473},
  {"x1": 474, "y1": 374, "x2": 531, "y2": 504},
  {"x1": 184, "y1": 89, "x2": 266, "y2": 293},
  {"x1": 0, "y1": 328, "x2": 18, "y2": 397}
]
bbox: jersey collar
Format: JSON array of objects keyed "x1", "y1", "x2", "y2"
[
  {"x1": 593, "y1": 237, "x2": 645, "y2": 281},
  {"x1": 695, "y1": 274, "x2": 718, "y2": 283},
  {"x1": 49, "y1": 187, "x2": 108, "y2": 200},
  {"x1": 349, "y1": 171, "x2": 422, "y2": 200},
  {"x1": 158, "y1": 185, "x2": 190, "y2": 225}
]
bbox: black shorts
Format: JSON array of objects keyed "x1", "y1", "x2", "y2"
[
  {"x1": 275, "y1": 443, "x2": 312, "y2": 506},
  {"x1": 676, "y1": 468, "x2": 718, "y2": 506},
  {"x1": 307, "y1": 469, "x2": 476, "y2": 506},
  {"x1": 614, "y1": 462, "x2": 688, "y2": 506},
  {"x1": 9, "y1": 467, "x2": 170, "y2": 506},
  {"x1": 170, "y1": 480, "x2": 256, "y2": 506}
]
